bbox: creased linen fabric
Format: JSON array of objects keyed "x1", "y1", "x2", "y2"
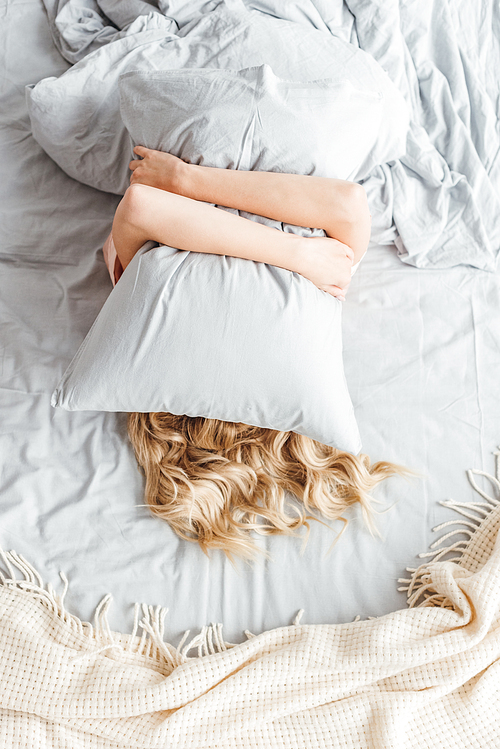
[{"x1": 34, "y1": 0, "x2": 500, "y2": 269}]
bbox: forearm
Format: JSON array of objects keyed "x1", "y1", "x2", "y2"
[
  {"x1": 112, "y1": 184, "x2": 354, "y2": 298},
  {"x1": 129, "y1": 147, "x2": 371, "y2": 263},
  {"x1": 182, "y1": 164, "x2": 371, "y2": 262},
  {"x1": 113, "y1": 183, "x2": 304, "y2": 273}
]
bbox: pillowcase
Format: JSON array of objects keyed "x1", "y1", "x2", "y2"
[
  {"x1": 51, "y1": 243, "x2": 362, "y2": 454},
  {"x1": 26, "y1": 2, "x2": 409, "y2": 195},
  {"x1": 119, "y1": 63, "x2": 408, "y2": 182}
]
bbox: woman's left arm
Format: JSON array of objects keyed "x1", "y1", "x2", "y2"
[{"x1": 129, "y1": 147, "x2": 371, "y2": 264}]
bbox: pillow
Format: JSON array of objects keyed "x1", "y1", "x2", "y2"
[
  {"x1": 27, "y1": 2, "x2": 409, "y2": 194},
  {"x1": 119, "y1": 63, "x2": 408, "y2": 182},
  {"x1": 51, "y1": 243, "x2": 362, "y2": 454}
]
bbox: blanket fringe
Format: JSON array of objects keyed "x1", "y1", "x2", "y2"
[
  {"x1": 0, "y1": 549, "x2": 305, "y2": 666},
  {"x1": 398, "y1": 448, "x2": 500, "y2": 608},
  {"x1": 5, "y1": 453, "x2": 497, "y2": 651}
]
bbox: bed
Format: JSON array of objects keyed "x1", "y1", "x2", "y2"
[{"x1": 1, "y1": 0, "x2": 500, "y2": 745}]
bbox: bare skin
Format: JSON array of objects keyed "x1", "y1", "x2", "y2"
[{"x1": 112, "y1": 146, "x2": 372, "y2": 299}]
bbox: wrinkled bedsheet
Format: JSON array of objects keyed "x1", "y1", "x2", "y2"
[
  {"x1": 35, "y1": 0, "x2": 500, "y2": 271},
  {"x1": 1, "y1": 0, "x2": 500, "y2": 647}
]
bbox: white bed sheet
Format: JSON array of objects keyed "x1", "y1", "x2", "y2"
[{"x1": 1, "y1": 0, "x2": 500, "y2": 646}]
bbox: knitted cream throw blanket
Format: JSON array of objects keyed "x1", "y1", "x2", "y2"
[{"x1": 1, "y1": 461, "x2": 500, "y2": 748}]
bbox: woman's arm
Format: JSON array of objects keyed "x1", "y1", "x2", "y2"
[
  {"x1": 129, "y1": 147, "x2": 372, "y2": 264},
  {"x1": 112, "y1": 183, "x2": 354, "y2": 299}
]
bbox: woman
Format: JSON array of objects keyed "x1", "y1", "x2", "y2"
[{"x1": 105, "y1": 147, "x2": 404, "y2": 560}]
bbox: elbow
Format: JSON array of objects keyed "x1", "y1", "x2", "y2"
[
  {"x1": 112, "y1": 183, "x2": 155, "y2": 270},
  {"x1": 118, "y1": 183, "x2": 153, "y2": 231},
  {"x1": 325, "y1": 181, "x2": 371, "y2": 229},
  {"x1": 343, "y1": 183, "x2": 371, "y2": 264},
  {"x1": 353, "y1": 183, "x2": 372, "y2": 263},
  {"x1": 345, "y1": 182, "x2": 371, "y2": 226},
  {"x1": 324, "y1": 182, "x2": 371, "y2": 265}
]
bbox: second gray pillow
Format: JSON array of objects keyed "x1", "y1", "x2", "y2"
[{"x1": 119, "y1": 63, "x2": 408, "y2": 182}]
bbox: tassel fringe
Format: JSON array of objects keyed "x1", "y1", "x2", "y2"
[
  {"x1": 4, "y1": 451, "x2": 497, "y2": 648},
  {"x1": 398, "y1": 448, "x2": 500, "y2": 609},
  {"x1": 0, "y1": 549, "x2": 305, "y2": 665}
]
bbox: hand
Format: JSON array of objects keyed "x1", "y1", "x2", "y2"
[
  {"x1": 296, "y1": 236, "x2": 354, "y2": 300},
  {"x1": 129, "y1": 146, "x2": 187, "y2": 194}
]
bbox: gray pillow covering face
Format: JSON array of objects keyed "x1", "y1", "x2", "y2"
[
  {"x1": 119, "y1": 64, "x2": 403, "y2": 182},
  {"x1": 52, "y1": 65, "x2": 366, "y2": 453},
  {"x1": 51, "y1": 243, "x2": 362, "y2": 454}
]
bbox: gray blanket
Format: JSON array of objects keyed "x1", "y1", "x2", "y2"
[{"x1": 35, "y1": 0, "x2": 500, "y2": 270}]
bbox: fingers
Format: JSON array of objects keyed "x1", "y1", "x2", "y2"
[
  {"x1": 320, "y1": 284, "x2": 348, "y2": 301},
  {"x1": 130, "y1": 146, "x2": 148, "y2": 172},
  {"x1": 330, "y1": 238, "x2": 354, "y2": 264},
  {"x1": 344, "y1": 245, "x2": 355, "y2": 263},
  {"x1": 327, "y1": 290, "x2": 346, "y2": 301},
  {"x1": 331, "y1": 285, "x2": 346, "y2": 301},
  {"x1": 335, "y1": 266, "x2": 352, "y2": 291},
  {"x1": 129, "y1": 147, "x2": 149, "y2": 174},
  {"x1": 129, "y1": 162, "x2": 145, "y2": 183}
]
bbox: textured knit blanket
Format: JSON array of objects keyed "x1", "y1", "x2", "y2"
[{"x1": 1, "y1": 460, "x2": 500, "y2": 748}]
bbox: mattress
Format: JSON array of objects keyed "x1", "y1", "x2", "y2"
[{"x1": 1, "y1": 0, "x2": 500, "y2": 656}]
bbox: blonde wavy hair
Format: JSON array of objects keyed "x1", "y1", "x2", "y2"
[{"x1": 128, "y1": 412, "x2": 408, "y2": 560}]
